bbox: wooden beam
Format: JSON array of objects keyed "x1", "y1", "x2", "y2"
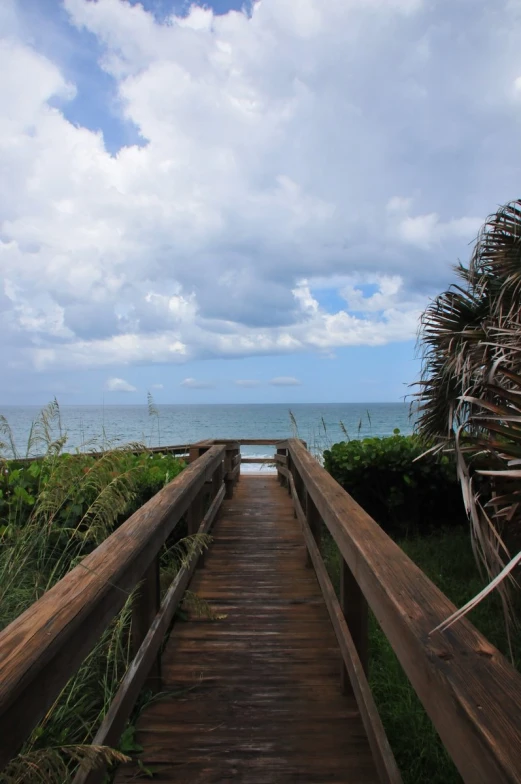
[
  {"x1": 288, "y1": 472, "x2": 401, "y2": 784},
  {"x1": 0, "y1": 445, "x2": 225, "y2": 771},
  {"x1": 286, "y1": 438, "x2": 521, "y2": 784},
  {"x1": 73, "y1": 481, "x2": 226, "y2": 784}
]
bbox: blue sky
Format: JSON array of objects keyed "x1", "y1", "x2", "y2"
[{"x1": 1, "y1": 0, "x2": 520, "y2": 404}]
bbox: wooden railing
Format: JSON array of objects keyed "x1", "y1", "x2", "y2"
[
  {"x1": 1, "y1": 436, "x2": 521, "y2": 783},
  {"x1": 0, "y1": 443, "x2": 228, "y2": 779},
  {"x1": 276, "y1": 438, "x2": 521, "y2": 784}
]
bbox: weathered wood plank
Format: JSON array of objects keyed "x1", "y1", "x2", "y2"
[
  {"x1": 286, "y1": 438, "x2": 521, "y2": 784},
  {"x1": 0, "y1": 445, "x2": 225, "y2": 770},
  {"x1": 114, "y1": 476, "x2": 379, "y2": 784},
  {"x1": 74, "y1": 482, "x2": 226, "y2": 784},
  {"x1": 240, "y1": 457, "x2": 275, "y2": 464},
  {"x1": 288, "y1": 473, "x2": 401, "y2": 784}
]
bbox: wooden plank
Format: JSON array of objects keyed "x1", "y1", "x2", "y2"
[
  {"x1": 288, "y1": 473, "x2": 401, "y2": 784},
  {"x1": 240, "y1": 457, "x2": 275, "y2": 464},
  {"x1": 74, "y1": 482, "x2": 226, "y2": 784},
  {"x1": 0, "y1": 445, "x2": 225, "y2": 771},
  {"x1": 114, "y1": 476, "x2": 379, "y2": 784},
  {"x1": 286, "y1": 438, "x2": 521, "y2": 784},
  {"x1": 206, "y1": 438, "x2": 288, "y2": 446}
]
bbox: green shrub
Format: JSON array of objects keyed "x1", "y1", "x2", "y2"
[
  {"x1": 0, "y1": 451, "x2": 185, "y2": 536},
  {"x1": 323, "y1": 431, "x2": 466, "y2": 535}
]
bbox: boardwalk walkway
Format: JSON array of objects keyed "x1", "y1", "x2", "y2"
[{"x1": 115, "y1": 474, "x2": 378, "y2": 783}]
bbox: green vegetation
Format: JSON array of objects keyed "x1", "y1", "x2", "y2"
[
  {"x1": 324, "y1": 431, "x2": 466, "y2": 536},
  {"x1": 0, "y1": 401, "x2": 193, "y2": 783},
  {"x1": 322, "y1": 527, "x2": 521, "y2": 784},
  {"x1": 322, "y1": 416, "x2": 521, "y2": 783},
  {"x1": 416, "y1": 198, "x2": 521, "y2": 602}
]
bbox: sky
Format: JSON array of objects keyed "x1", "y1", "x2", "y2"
[{"x1": 1, "y1": 0, "x2": 520, "y2": 405}]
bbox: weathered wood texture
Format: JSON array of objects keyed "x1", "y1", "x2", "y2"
[
  {"x1": 0, "y1": 445, "x2": 225, "y2": 770},
  {"x1": 74, "y1": 482, "x2": 226, "y2": 784},
  {"x1": 288, "y1": 473, "x2": 401, "y2": 783},
  {"x1": 240, "y1": 456, "x2": 275, "y2": 464},
  {"x1": 115, "y1": 476, "x2": 379, "y2": 784},
  {"x1": 285, "y1": 438, "x2": 521, "y2": 784}
]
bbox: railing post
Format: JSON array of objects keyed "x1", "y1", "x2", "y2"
[
  {"x1": 286, "y1": 453, "x2": 293, "y2": 496},
  {"x1": 212, "y1": 458, "x2": 224, "y2": 501},
  {"x1": 235, "y1": 447, "x2": 240, "y2": 487},
  {"x1": 276, "y1": 448, "x2": 286, "y2": 485},
  {"x1": 198, "y1": 460, "x2": 224, "y2": 569},
  {"x1": 132, "y1": 557, "x2": 161, "y2": 691},
  {"x1": 224, "y1": 443, "x2": 240, "y2": 499},
  {"x1": 340, "y1": 558, "x2": 369, "y2": 687},
  {"x1": 189, "y1": 442, "x2": 210, "y2": 464},
  {"x1": 187, "y1": 488, "x2": 204, "y2": 536},
  {"x1": 305, "y1": 491, "x2": 321, "y2": 568}
]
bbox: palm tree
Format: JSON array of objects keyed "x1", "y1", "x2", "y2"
[{"x1": 416, "y1": 199, "x2": 521, "y2": 630}]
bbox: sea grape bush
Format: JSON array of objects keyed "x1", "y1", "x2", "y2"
[
  {"x1": 323, "y1": 431, "x2": 465, "y2": 536},
  {"x1": 0, "y1": 451, "x2": 185, "y2": 538}
]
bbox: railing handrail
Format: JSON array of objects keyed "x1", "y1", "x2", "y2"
[
  {"x1": 3, "y1": 435, "x2": 520, "y2": 783},
  {"x1": 0, "y1": 444, "x2": 226, "y2": 770},
  {"x1": 283, "y1": 437, "x2": 521, "y2": 784},
  {"x1": 3, "y1": 443, "x2": 193, "y2": 463},
  {"x1": 2, "y1": 438, "x2": 299, "y2": 464}
]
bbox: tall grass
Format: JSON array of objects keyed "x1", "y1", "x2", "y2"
[{"x1": 0, "y1": 401, "x2": 199, "y2": 782}]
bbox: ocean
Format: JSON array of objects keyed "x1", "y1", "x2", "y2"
[{"x1": 1, "y1": 403, "x2": 415, "y2": 470}]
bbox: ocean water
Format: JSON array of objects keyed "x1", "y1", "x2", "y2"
[{"x1": 1, "y1": 403, "x2": 414, "y2": 470}]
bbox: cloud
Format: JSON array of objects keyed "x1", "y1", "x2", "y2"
[
  {"x1": 106, "y1": 377, "x2": 137, "y2": 392},
  {"x1": 269, "y1": 376, "x2": 302, "y2": 386},
  {"x1": 150, "y1": 383, "x2": 163, "y2": 389},
  {"x1": 2, "y1": 0, "x2": 521, "y2": 386},
  {"x1": 235, "y1": 379, "x2": 262, "y2": 387},
  {"x1": 180, "y1": 377, "x2": 215, "y2": 389}
]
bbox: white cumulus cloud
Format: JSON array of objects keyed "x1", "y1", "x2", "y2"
[
  {"x1": 2, "y1": 0, "x2": 521, "y2": 393},
  {"x1": 106, "y1": 377, "x2": 137, "y2": 392}
]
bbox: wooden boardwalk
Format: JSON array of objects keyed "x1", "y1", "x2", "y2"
[
  {"x1": 3, "y1": 439, "x2": 521, "y2": 783},
  {"x1": 115, "y1": 474, "x2": 378, "y2": 783}
]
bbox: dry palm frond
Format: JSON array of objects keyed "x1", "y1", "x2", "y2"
[
  {"x1": 431, "y1": 551, "x2": 521, "y2": 637},
  {"x1": 416, "y1": 199, "x2": 521, "y2": 633}
]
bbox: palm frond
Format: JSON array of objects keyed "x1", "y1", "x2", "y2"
[{"x1": 415, "y1": 198, "x2": 521, "y2": 633}]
